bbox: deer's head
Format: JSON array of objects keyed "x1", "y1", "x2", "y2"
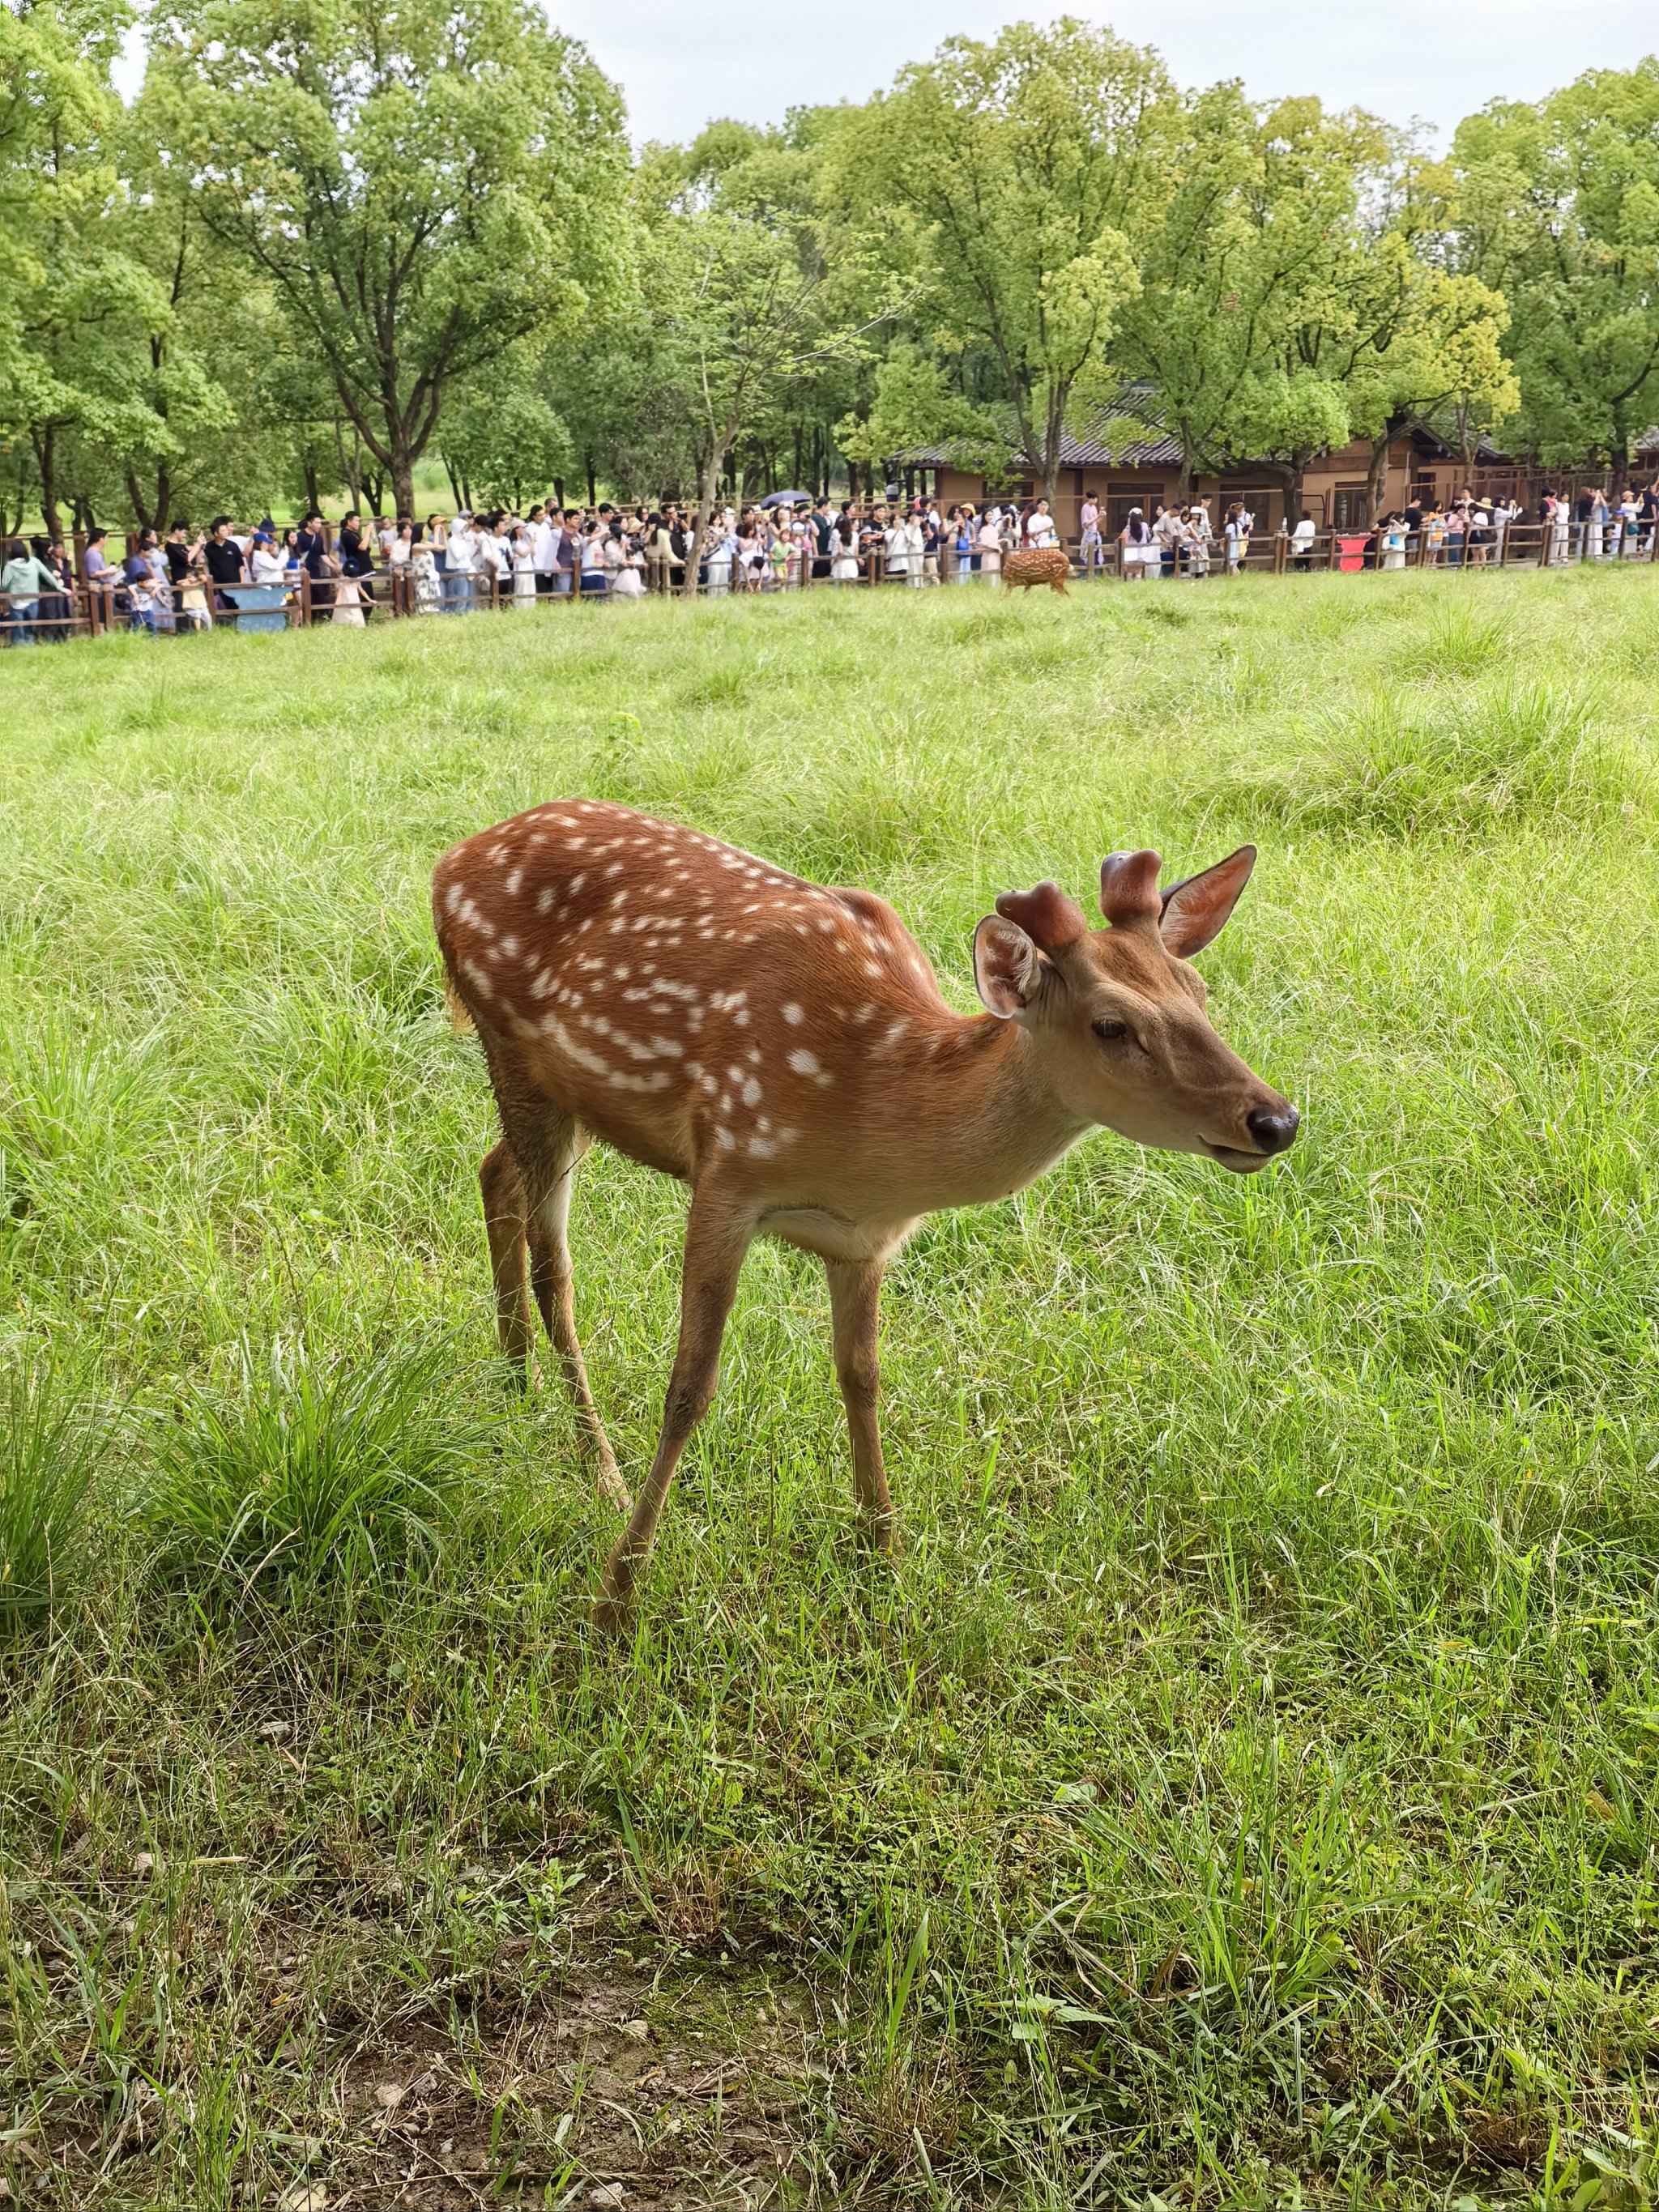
[{"x1": 973, "y1": 848, "x2": 1298, "y2": 1172}]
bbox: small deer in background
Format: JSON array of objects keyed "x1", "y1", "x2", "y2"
[
  {"x1": 433, "y1": 803, "x2": 1297, "y2": 1630},
  {"x1": 1002, "y1": 547, "x2": 1073, "y2": 594}
]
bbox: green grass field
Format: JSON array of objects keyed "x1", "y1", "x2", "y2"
[{"x1": 2, "y1": 573, "x2": 1657, "y2": 2210}]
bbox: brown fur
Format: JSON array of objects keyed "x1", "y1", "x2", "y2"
[
  {"x1": 433, "y1": 802, "x2": 1295, "y2": 1627},
  {"x1": 1002, "y1": 548, "x2": 1072, "y2": 595}
]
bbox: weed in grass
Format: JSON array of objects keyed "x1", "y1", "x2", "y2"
[
  {"x1": 1217, "y1": 676, "x2": 1642, "y2": 833},
  {"x1": 145, "y1": 1334, "x2": 488, "y2": 1587},
  {"x1": 0, "y1": 1338, "x2": 109, "y2": 1624}
]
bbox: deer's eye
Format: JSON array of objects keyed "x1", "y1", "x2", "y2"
[{"x1": 1093, "y1": 1017, "x2": 1128, "y2": 1043}]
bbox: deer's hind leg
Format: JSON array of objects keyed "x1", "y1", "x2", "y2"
[
  {"x1": 480, "y1": 1138, "x2": 537, "y2": 1375},
  {"x1": 524, "y1": 1119, "x2": 629, "y2": 1510},
  {"x1": 477, "y1": 1051, "x2": 628, "y2": 1510}
]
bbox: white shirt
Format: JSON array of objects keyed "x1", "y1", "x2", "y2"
[
  {"x1": 480, "y1": 531, "x2": 513, "y2": 579},
  {"x1": 1027, "y1": 510, "x2": 1056, "y2": 547},
  {"x1": 1291, "y1": 520, "x2": 1316, "y2": 549},
  {"x1": 530, "y1": 519, "x2": 557, "y2": 573},
  {"x1": 446, "y1": 525, "x2": 477, "y2": 574},
  {"x1": 250, "y1": 544, "x2": 287, "y2": 585},
  {"x1": 883, "y1": 524, "x2": 909, "y2": 569}
]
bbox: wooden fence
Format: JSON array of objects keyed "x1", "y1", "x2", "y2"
[{"x1": 2, "y1": 516, "x2": 1653, "y2": 644}]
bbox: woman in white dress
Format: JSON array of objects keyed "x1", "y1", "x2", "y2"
[
  {"x1": 830, "y1": 519, "x2": 859, "y2": 584},
  {"x1": 511, "y1": 525, "x2": 537, "y2": 607},
  {"x1": 330, "y1": 559, "x2": 365, "y2": 626},
  {"x1": 412, "y1": 542, "x2": 441, "y2": 615},
  {"x1": 1119, "y1": 507, "x2": 1154, "y2": 580},
  {"x1": 976, "y1": 510, "x2": 1002, "y2": 582},
  {"x1": 904, "y1": 510, "x2": 926, "y2": 585},
  {"x1": 611, "y1": 530, "x2": 647, "y2": 597},
  {"x1": 706, "y1": 526, "x2": 733, "y2": 596},
  {"x1": 1381, "y1": 514, "x2": 1407, "y2": 571},
  {"x1": 882, "y1": 515, "x2": 909, "y2": 583}
]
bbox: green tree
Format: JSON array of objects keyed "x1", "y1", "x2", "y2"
[
  {"x1": 439, "y1": 371, "x2": 574, "y2": 513},
  {"x1": 146, "y1": 0, "x2": 631, "y2": 517},
  {"x1": 833, "y1": 19, "x2": 1166, "y2": 507},
  {"x1": 1104, "y1": 90, "x2": 1380, "y2": 505},
  {"x1": 0, "y1": 0, "x2": 216, "y2": 535},
  {"x1": 639, "y1": 125, "x2": 898, "y2": 583},
  {"x1": 1452, "y1": 63, "x2": 1659, "y2": 475}
]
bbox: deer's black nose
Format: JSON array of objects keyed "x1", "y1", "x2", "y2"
[{"x1": 1246, "y1": 1104, "x2": 1299, "y2": 1155}]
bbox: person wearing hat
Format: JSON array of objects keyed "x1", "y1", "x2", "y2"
[{"x1": 249, "y1": 530, "x2": 287, "y2": 586}]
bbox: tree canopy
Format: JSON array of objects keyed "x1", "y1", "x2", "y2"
[{"x1": 3, "y1": 6, "x2": 1657, "y2": 534}]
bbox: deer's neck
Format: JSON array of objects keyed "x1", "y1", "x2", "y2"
[{"x1": 880, "y1": 1012, "x2": 1088, "y2": 1210}]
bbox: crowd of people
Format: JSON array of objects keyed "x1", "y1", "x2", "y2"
[
  {"x1": 4, "y1": 475, "x2": 1658, "y2": 642},
  {"x1": 0, "y1": 495, "x2": 1071, "y2": 639}
]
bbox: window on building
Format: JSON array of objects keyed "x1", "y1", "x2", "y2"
[{"x1": 1332, "y1": 485, "x2": 1371, "y2": 531}]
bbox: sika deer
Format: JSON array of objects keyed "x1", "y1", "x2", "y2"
[{"x1": 433, "y1": 803, "x2": 1297, "y2": 1630}]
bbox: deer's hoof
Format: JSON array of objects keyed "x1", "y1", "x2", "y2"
[
  {"x1": 595, "y1": 1460, "x2": 633, "y2": 1514},
  {"x1": 591, "y1": 1588, "x2": 634, "y2": 1639}
]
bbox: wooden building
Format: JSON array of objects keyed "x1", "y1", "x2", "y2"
[{"x1": 890, "y1": 413, "x2": 1623, "y2": 539}]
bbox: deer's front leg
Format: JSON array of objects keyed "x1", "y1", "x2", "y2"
[
  {"x1": 826, "y1": 1256, "x2": 893, "y2": 1549},
  {"x1": 593, "y1": 1190, "x2": 753, "y2": 1634}
]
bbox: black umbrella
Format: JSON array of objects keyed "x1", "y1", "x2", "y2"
[{"x1": 758, "y1": 489, "x2": 812, "y2": 507}]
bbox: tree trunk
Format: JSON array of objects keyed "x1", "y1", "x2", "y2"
[
  {"x1": 553, "y1": 476, "x2": 565, "y2": 510},
  {"x1": 1269, "y1": 461, "x2": 1306, "y2": 532},
  {"x1": 683, "y1": 449, "x2": 723, "y2": 602},
  {"x1": 1365, "y1": 433, "x2": 1389, "y2": 523},
  {"x1": 586, "y1": 454, "x2": 597, "y2": 508},
  {"x1": 390, "y1": 437, "x2": 414, "y2": 520},
  {"x1": 32, "y1": 424, "x2": 62, "y2": 541},
  {"x1": 304, "y1": 460, "x2": 322, "y2": 515}
]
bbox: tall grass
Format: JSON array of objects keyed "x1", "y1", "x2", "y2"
[
  {"x1": 147, "y1": 1334, "x2": 487, "y2": 1584},
  {"x1": 0, "y1": 1339, "x2": 109, "y2": 1624},
  {"x1": 2, "y1": 569, "x2": 1658, "y2": 2207}
]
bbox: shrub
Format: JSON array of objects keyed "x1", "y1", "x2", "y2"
[{"x1": 147, "y1": 1335, "x2": 488, "y2": 1587}]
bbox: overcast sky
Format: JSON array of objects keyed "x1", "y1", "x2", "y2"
[
  {"x1": 112, "y1": 1, "x2": 1653, "y2": 141},
  {"x1": 539, "y1": 0, "x2": 1654, "y2": 147}
]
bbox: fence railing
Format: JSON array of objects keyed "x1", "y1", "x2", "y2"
[{"x1": 5, "y1": 514, "x2": 1655, "y2": 644}]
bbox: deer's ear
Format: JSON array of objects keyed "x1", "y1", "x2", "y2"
[
  {"x1": 974, "y1": 916, "x2": 1045, "y2": 1020},
  {"x1": 1158, "y1": 845, "x2": 1257, "y2": 957}
]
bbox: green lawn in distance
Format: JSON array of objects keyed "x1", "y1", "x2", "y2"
[{"x1": 2, "y1": 572, "x2": 1657, "y2": 2210}]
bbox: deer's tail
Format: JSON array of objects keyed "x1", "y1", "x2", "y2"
[{"x1": 443, "y1": 975, "x2": 476, "y2": 1035}]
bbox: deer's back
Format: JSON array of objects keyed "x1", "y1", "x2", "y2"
[{"x1": 433, "y1": 800, "x2": 951, "y2": 1184}]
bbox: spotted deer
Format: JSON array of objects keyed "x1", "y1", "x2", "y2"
[
  {"x1": 1002, "y1": 547, "x2": 1073, "y2": 594},
  {"x1": 433, "y1": 802, "x2": 1298, "y2": 1630}
]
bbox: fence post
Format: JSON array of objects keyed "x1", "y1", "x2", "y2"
[
  {"x1": 1325, "y1": 526, "x2": 1338, "y2": 571},
  {"x1": 300, "y1": 570, "x2": 313, "y2": 626}
]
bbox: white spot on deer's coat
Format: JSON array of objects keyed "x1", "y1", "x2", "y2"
[
  {"x1": 536, "y1": 887, "x2": 555, "y2": 914},
  {"x1": 715, "y1": 1126, "x2": 736, "y2": 1149},
  {"x1": 505, "y1": 870, "x2": 522, "y2": 896},
  {"x1": 444, "y1": 884, "x2": 461, "y2": 916},
  {"x1": 782, "y1": 1003, "x2": 804, "y2": 1025},
  {"x1": 539, "y1": 1012, "x2": 608, "y2": 1075},
  {"x1": 787, "y1": 1049, "x2": 828, "y2": 1081},
  {"x1": 748, "y1": 1137, "x2": 777, "y2": 1158},
  {"x1": 741, "y1": 1076, "x2": 762, "y2": 1106}
]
